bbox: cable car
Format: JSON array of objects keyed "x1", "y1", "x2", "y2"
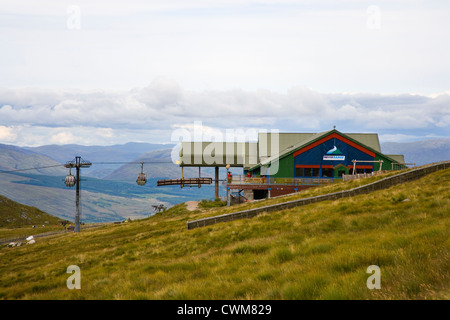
[
  {"x1": 65, "y1": 169, "x2": 76, "y2": 187},
  {"x1": 136, "y1": 162, "x2": 147, "y2": 186}
]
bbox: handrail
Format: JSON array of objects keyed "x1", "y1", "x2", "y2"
[{"x1": 228, "y1": 175, "x2": 334, "y2": 186}]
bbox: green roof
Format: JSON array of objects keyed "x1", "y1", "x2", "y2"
[{"x1": 385, "y1": 154, "x2": 406, "y2": 164}]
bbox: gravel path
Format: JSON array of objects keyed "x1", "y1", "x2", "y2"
[{"x1": 186, "y1": 201, "x2": 200, "y2": 211}]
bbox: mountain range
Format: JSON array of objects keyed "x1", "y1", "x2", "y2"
[
  {"x1": 0, "y1": 138, "x2": 448, "y2": 223},
  {"x1": 0, "y1": 144, "x2": 66, "y2": 176},
  {"x1": 381, "y1": 138, "x2": 450, "y2": 166},
  {"x1": 0, "y1": 142, "x2": 222, "y2": 223},
  {"x1": 24, "y1": 142, "x2": 175, "y2": 179}
]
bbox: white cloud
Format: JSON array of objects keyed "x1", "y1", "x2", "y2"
[
  {"x1": 0, "y1": 125, "x2": 17, "y2": 142},
  {"x1": 49, "y1": 131, "x2": 76, "y2": 145},
  {"x1": 378, "y1": 134, "x2": 423, "y2": 143},
  {"x1": 0, "y1": 79, "x2": 449, "y2": 146},
  {"x1": 96, "y1": 128, "x2": 114, "y2": 138}
]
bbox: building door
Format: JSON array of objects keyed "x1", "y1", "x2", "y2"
[
  {"x1": 333, "y1": 164, "x2": 348, "y2": 178},
  {"x1": 254, "y1": 189, "x2": 268, "y2": 200}
]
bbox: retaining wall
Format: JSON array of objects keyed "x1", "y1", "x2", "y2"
[{"x1": 187, "y1": 160, "x2": 450, "y2": 230}]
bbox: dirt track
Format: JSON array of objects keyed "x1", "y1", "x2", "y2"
[{"x1": 186, "y1": 201, "x2": 199, "y2": 211}]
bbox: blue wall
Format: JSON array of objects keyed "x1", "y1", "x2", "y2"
[{"x1": 294, "y1": 138, "x2": 374, "y2": 177}]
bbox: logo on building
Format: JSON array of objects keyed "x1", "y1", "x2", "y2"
[{"x1": 323, "y1": 146, "x2": 345, "y2": 161}]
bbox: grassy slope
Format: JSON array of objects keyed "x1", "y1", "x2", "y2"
[
  {"x1": 0, "y1": 194, "x2": 63, "y2": 228},
  {"x1": 0, "y1": 168, "x2": 448, "y2": 300},
  {"x1": 0, "y1": 172, "x2": 221, "y2": 223},
  {"x1": 0, "y1": 194, "x2": 69, "y2": 241}
]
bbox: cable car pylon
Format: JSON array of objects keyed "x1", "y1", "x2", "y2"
[{"x1": 64, "y1": 156, "x2": 92, "y2": 232}]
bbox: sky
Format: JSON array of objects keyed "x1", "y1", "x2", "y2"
[{"x1": 0, "y1": 0, "x2": 449, "y2": 147}]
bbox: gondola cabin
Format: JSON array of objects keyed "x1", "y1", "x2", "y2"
[
  {"x1": 65, "y1": 174, "x2": 76, "y2": 187},
  {"x1": 136, "y1": 173, "x2": 147, "y2": 186}
]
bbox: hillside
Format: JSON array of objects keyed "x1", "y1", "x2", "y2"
[
  {"x1": 381, "y1": 138, "x2": 450, "y2": 166},
  {"x1": 104, "y1": 148, "x2": 215, "y2": 180},
  {"x1": 0, "y1": 166, "x2": 448, "y2": 300},
  {"x1": 0, "y1": 194, "x2": 62, "y2": 228},
  {"x1": 0, "y1": 172, "x2": 221, "y2": 223},
  {"x1": 25, "y1": 142, "x2": 175, "y2": 179},
  {"x1": 0, "y1": 145, "x2": 221, "y2": 224},
  {"x1": 0, "y1": 144, "x2": 66, "y2": 176}
]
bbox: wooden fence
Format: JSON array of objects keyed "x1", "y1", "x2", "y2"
[
  {"x1": 342, "y1": 170, "x2": 388, "y2": 181},
  {"x1": 157, "y1": 178, "x2": 212, "y2": 186},
  {"x1": 229, "y1": 176, "x2": 333, "y2": 186},
  {"x1": 186, "y1": 160, "x2": 450, "y2": 230}
]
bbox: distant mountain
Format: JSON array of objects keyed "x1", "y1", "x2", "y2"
[
  {"x1": 0, "y1": 194, "x2": 63, "y2": 228},
  {"x1": 0, "y1": 143, "x2": 222, "y2": 223},
  {"x1": 25, "y1": 142, "x2": 174, "y2": 163},
  {"x1": 0, "y1": 144, "x2": 66, "y2": 176},
  {"x1": 104, "y1": 148, "x2": 215, "y2": 180},
  {"x1": 25, "y1": 142, "x2": 174, "y2": 178},
  {"x1": 0, "y1": 171, "x2": 220, "y2": 223},
  {"x1": 381, "y1": 138, "x2": 450, "y2": 166}
]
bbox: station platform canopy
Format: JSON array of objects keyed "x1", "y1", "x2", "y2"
[{"x1": 179, "y1": 141, "x2": 259, "y2": 169}]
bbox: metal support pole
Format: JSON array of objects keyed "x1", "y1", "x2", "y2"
[
  {"x1": 215, "y1": 166, "x2": 219, "y2": 200},
  {"x1": 181, "y1": 166, "x2": 184, "y2": 188},
  {"x1": 75, "y1": 157, "x2": 81, "y2": 233},
  {"x1": 64, "y1": 156, "x2": 91, "y2": 233}
]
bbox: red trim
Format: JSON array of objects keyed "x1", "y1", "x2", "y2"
[
  {"x1": 348, "y1": 165, "x2": 373, "y2": 169},
  {"x1": 292, "y1": 133, "x2": 376, "y2": 158},
  {"x1": 296, "y1": 165, "x2": 320, "y2": 168},
  {"x1": 296, "y1": 164, "x2": 372, "y2": 169}
]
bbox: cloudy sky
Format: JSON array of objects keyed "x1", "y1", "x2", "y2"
[{"x1": 0, "y1": 0, "x2": 449, "y2": 147}]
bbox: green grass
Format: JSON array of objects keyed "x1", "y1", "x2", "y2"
[
  {"x1": 0, "y1": 194, "x2": 63, "y2": 229},
  {"x1": 198, "y1": 198, "x2": 227, "y2": 209},
  {"x1": 0, "y1": 167, "x2": 449, "y2": 300},
  {"x1": 0, "y1": 194, "x2": 69, "y2": 242}
]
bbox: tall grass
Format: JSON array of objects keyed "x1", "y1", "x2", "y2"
[{"x1": 0, "y1": 168, "x2": 448, "y2": 299}]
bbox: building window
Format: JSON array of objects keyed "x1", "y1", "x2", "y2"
[
  {"x1": 322, "y1": 168, "x2": 333, "y2": 177},
  {"x1": 312, "y1": 168, "x2": 320, "y2": 177},
  {"x1": 304, "y1": 168, "x2": 312, "y2": 177},
  {"x1": 296, "y1": 167, "x2": 325, "y2": 177}
]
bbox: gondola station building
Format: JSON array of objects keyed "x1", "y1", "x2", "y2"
[{"x1": 179, "y1": 128, "x2": 406, "y2": 201}]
